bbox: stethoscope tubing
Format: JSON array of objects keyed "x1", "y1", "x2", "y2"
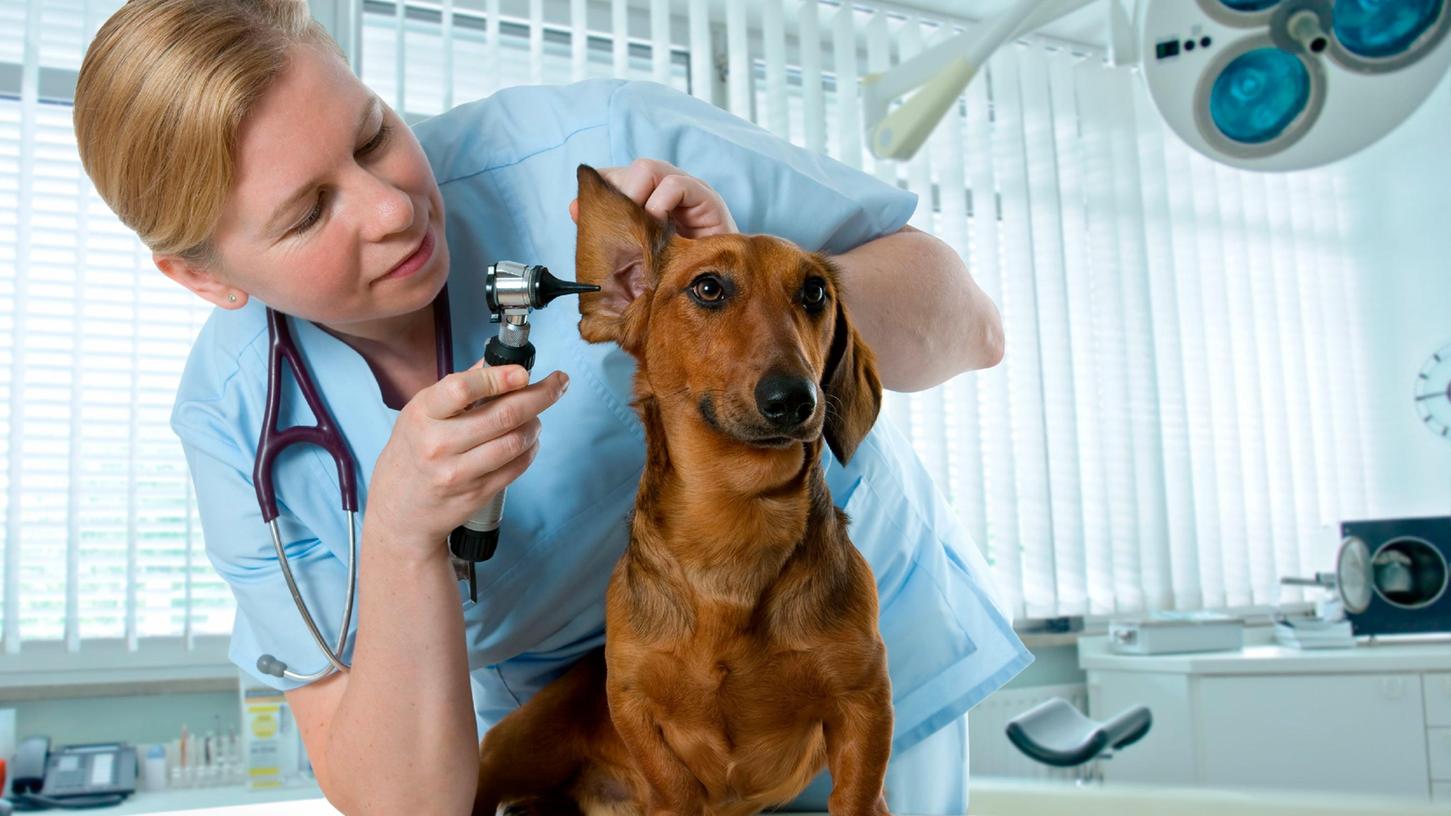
[
  {"x1": 255, "y1": 289, "x2": 452, "y2": 683},
  {"x1": 269, "y1": 512, "x2": 357, "y2": 682}
]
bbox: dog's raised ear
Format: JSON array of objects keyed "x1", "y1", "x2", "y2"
[
  {"x1": 821, "y1": 279, "x2": 883, "y2": 465},
  {"x1": 574, "y1": 164, "x2": 672, "y2": 353}
]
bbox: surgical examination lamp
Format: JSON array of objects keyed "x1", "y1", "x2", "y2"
[{"x1": 863, "y1": 0, "x2": 1451, "y2": 171}]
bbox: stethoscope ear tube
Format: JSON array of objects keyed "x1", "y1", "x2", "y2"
[{"x1": 255, "y1": 309, "x2": 359, "y2": 522}]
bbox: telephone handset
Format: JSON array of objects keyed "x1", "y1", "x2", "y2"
[{"x1": 7, "y1": 736, "x2": 136, "y2": 810}]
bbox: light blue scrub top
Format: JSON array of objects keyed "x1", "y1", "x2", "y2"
[{"x1": 171, "y1": 79, "x2": 1032, "y2": 755}]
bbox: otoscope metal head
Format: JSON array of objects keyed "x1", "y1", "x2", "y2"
[{"x1": 485, "y1": 261, "x2": 599, "y2": 322}]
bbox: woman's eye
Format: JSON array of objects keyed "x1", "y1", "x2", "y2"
[
  {"x1": 802, "y1": 278, "x2": 827, "y2": 308},
  {"x1": 289, "y1": 124, "x2": 390, "y2": 237},
  {"x1": 359, "y1": 123, "x2": 391, "y2": 157},
  {"x1": 690, "y1": 275, "x2": 726, "y2": 304},
  {"x1": 293, "y1": 191, "x2": 326, "y2": 235}
]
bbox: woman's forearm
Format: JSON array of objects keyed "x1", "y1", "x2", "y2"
[
  {"x1": 324, "y1": 528, "x2": 477, "y2": 814},
  {"x1": 830, "y1": 225, "x2": 1004, "y2": 392}
]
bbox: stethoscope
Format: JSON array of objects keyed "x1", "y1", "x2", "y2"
[
  {"x1": 253, "y1": 287, "x2": 455, "y2": 683},
  {"x1": 248, "y1": 263, "x2": 594, "y2": 684}
]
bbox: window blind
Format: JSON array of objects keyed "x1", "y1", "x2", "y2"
[{"x1": 0, "y1": 0, "x2": 231, "y2": 660}]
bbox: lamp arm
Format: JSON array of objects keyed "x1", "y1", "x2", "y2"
[{"x1": 863, "y1": 0, "x2": 1098, "y2": 160}]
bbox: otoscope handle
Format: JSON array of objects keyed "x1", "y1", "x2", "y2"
[
  {"x1": 483, "y1": 336, "x2": 535, "y2": 371},
  {"x1": 447, "y1": 336, "x2": 536, "y2": 566}
]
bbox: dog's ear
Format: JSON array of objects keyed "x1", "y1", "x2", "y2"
[
  {"x1": 575, "y1": 164, "x2": 672, "y2": 353},
  {"x1": 821, "y1": 281, "x2": 883, "y2": 465}
]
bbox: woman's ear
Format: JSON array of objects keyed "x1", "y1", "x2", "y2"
[
  {"x1": 154, "y1": 252, "x2": 248, "y2": 309},
  {"x1": 574, "y1": 164, "x2": 671, "y2": 353},
  {"x1": 820, "y1": 280, "x2": 883, "y2": 465}
]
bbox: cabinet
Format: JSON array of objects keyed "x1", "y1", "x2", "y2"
[{"x1": 1079, "y1": 632, "x2": 1451, "y2": 801}]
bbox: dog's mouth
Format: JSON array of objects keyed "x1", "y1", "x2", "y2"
[
  {"x1": 747, "y1": 434, "x2": 801, "y2": 448},
  {"x1": 698, "y1": 394, "x2": 818, "y2": 448}
]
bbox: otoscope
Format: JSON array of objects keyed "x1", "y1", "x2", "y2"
[{"x1": 448, "y1": 261, "x2": 598, "y2": 602}]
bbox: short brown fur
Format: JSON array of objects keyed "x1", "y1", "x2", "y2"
[{"x1": 472, "y1": 166, "x2": 892, "y2": 816}]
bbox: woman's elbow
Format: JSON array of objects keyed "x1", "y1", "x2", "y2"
[
  {"x1": 318, "y1": 731, "x2": 478, "y2": 815},
  {"x1": 943, "y1": 289, "x2": 1003, "y2": 375},
  {"x1": 926, "y1": 233, "x2": 1003, "y2": 372},
  {"x1": 972, "y1": 306, "x2": 1005, "y2": 370},
  {"x1": 322, "y1": 773, "x2": 477, "y2": 816}
]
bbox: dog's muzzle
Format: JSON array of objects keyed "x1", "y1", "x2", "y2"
[{"x1": 755, "y1": 375, "x2": 818, "y2": 430}]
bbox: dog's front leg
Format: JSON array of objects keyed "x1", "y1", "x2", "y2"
[
  {"x1": 822, "y1": 670, "x2": 893, "y2": 816},
  {"x1": 607, "y1": 687, "x2": 708, "y2": 816}
]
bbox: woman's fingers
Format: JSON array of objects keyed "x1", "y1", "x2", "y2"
[
  {"x1": 475, "y1": 435, "x2": 540, "y2": 501},
  {"x1": 588, "y1": 158, "x2": 736, "y2": 237},
  {"x1": 441, "y1": 370, "x2": 568, "y2": 455},
  {"x1": 421, "y1": 362, "x2": 529, "y2": 420},
  {"x1": 603, "y1": 158, "x2": 681, "y2": 205},
  {"x1": 642, "y1": 174, "x2": 737, "y2": 236},
  {"x1": 567, "y1": 158, "x2": 685, "y2": 221},
  {"x1": 459, "y1": 419, "x2": 542, "y2": 496}
]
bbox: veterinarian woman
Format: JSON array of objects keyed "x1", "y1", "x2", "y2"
[{"x1": 74, "y1": 2, "x2": 1030, "y2": 812}]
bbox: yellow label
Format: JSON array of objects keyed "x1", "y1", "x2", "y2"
[{"x1": 250, "y1": 712, "x2": 278, "y2": 739}]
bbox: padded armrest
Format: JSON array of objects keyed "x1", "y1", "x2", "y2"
[{"x1": 1004, "y1": 697, "x2": 1152, "y2": 768}]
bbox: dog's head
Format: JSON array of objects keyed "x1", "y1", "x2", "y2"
[{"x1": 574, "y1": 164, "x2": 881, "y2": 465}]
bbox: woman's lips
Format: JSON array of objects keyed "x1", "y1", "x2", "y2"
[{"x1": 379, "y1": 225, "x2": 435, "y2": 282}]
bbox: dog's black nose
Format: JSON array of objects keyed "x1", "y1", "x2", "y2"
[{"x1": 755, "y1": 375, "x2": 817, "y2": 428}]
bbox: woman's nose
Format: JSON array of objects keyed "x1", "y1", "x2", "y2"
[{"x1": 359, "y1": 173, "x2": 416, "y2": 242}]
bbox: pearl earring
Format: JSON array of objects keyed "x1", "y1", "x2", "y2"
[{"x1": 228, "y1": 293, "x2": 238, "y2": 303}]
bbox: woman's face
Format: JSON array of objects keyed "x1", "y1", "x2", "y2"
[{"x1": 162, "y1": 42, "x2": 448, "y2": 336}]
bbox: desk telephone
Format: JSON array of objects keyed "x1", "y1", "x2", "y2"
[{"x1": 6, "y1": 736, "x2": 136, "y2": 810}]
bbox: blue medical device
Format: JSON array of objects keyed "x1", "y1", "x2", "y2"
[{"x1": 863, "y1": 0, "x2": 1451, "y2": 171}]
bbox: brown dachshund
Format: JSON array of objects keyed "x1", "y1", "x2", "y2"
[{"x1": 472, "y1": 165, "x2": 892, "y2": 816}]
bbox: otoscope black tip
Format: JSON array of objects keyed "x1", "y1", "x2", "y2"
[{"x1": 532, "y1": 266, "x2": 601, "y2": 308}]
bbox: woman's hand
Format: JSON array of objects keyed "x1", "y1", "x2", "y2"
[
  {"x1": 366, "y1": 361, "x2": 568, "y2": 558},
  {"x1": 569, "y1": 157, "x2": 737, "y2": 237}
]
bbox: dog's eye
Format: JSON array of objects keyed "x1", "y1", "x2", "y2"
[
  {"x1": 689, "y1": 275, "x2": 727, "y2": 306},
  {"x1": 801, "y1": 278, "x2": 827, "y2": 310}
]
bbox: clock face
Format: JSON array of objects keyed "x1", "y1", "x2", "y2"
[{"x1": 1416, "y1": 342, "x2": 1451, "y2": 440}]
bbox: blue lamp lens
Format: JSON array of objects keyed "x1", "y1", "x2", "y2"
[
  {"x1": 1209, "y1": 48, "x2": 1311, "y2": 144},
  {"x1": 1220, "y1": 0, "x2": 1280, "y2": 10},
  {"x1": 1335, "y1": 0, "x2": 1444, "y2": 58}
]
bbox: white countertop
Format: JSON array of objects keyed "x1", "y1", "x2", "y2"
[
  {"x1": 1079, "y1": 627, "x2": 1451, "y2": 675},
  {"x1": 88, "y1": 783, "x2": 336, "y2": 815},
  {"x1": 94, "y1": 790, "x2": 818, "y2": 816}
]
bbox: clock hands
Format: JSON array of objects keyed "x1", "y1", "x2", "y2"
[{"x1": 1415, "y1": 343, "x2": 1451, "y2": 443}]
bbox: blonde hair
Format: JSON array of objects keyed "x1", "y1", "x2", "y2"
[{"x1": 74, "y1": 0, "x2": 343, "y2": 261}]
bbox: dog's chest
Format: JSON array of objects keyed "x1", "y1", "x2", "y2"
[{"x1": 630, "y1": 628, "x2": 829, "y2": 803}]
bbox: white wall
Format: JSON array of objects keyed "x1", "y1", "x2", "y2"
[{"x1": 1339, "y1": 75, "x2": 1451, "y2": 519}]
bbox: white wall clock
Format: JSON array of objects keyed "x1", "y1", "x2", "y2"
[{"x1": 1415, "y1": 342, "x2": 1451, "y2": 440}]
